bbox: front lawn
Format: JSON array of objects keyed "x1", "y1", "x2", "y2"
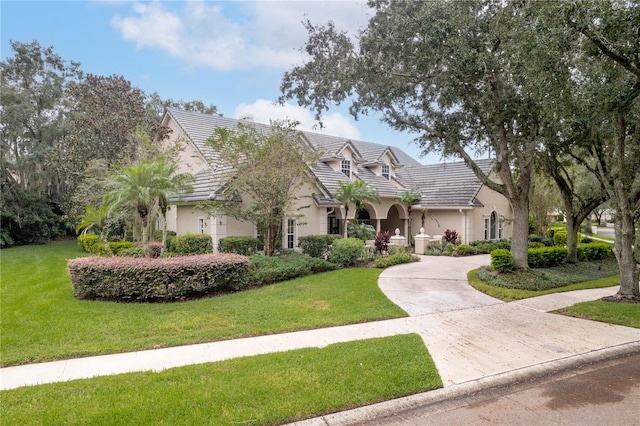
[
  {"x1": 555, "y1": 301, "x2": 640, "y2": 329},
  {"x1": 468, "y1": 258, "x2": 620, "y2": 302},
  {"x1": 0, "y1": 241, "x2": 406, "y2": 366},
  {"x1": 1, "y1": 334, "x2": 441, "y2": 425}
]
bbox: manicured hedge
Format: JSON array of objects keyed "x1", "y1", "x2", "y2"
[
  {"x1": 527, "y1": 246, "x2": 568, "y2": 268},
  {"x1": 490, "y1": 249, "x2": 514, "y2": 272},
  {"x1": 298, "y1": 234, "x2": 340, "y2": 258},
  {"x1": 69, "y1": 253, "x2": 249, "y2": 302},
  {"x1": 219, "y1": 236, "x2": 260, "y2": 256},
  {"x1": 454, "y1": 244, "x2": 477, "y2": 256},
  {"x1": 169, "y1": 233, "x2": 212, "y2": 255},
  {"x1": 249, "y1": 253, "x2": 337, "y2": 286},
  {"x1": 469, "y1": 240, "x2": 511, "y2": 254},
  {"x1": 553, "y1": 229, "x2": 568, "y2": 246},
  {"x1": 577, "y1": 242, "x2": 613, "y2": 261},
  {"x1": 329, "y1": 238, "x2": 365, "y2": 267},
  {"x1": 77, "y1": 235, "x2": 134, "y2": 256},
  {"x1": 374, "y1": 252, "x2": 420, "y2": 268}
]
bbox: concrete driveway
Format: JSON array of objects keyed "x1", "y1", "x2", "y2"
[
  {"x1": 378, "y1": 254, "x2": 501, "y2": 316},
  {"x1": 376, "y1": 255, "x2": 638, "y2": 387}
]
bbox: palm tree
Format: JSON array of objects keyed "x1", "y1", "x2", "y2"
[
  {"x1": 397, "y1": 189, "x2": 421, "y2": 237},
  {"x1": 76, "y1": 204, "x2": 111, "y2": 254},
  {"x1": 104, "y1": 161, "x2": 157, "y2": 251},
  {"x1": 334, "y1": 180, "x2": 380, "y2": 238},
  {"x1": 103, "y1": 159, "x2": 192, "y2": 255},
  {"x1": 152, "y1": 158, "x2": 193, "y2": 254}
]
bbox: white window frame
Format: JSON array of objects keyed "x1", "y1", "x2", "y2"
[
  {"x1": 341, "y1": 160, "x2": 351, "y2": 177},
  {"x1": 286, "y1": 218, "x2": 296, "y2": 250},
  {"x1": 198, "y1": 217, "x2": 205, "y2": 234},
  {"x1": 381, "y1": 164, "x2": 390, "y2": 180},
  {"x1": 484, "y1": 218, "x2": 489, "y2": 240}
]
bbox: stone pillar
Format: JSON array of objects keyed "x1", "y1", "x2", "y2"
[
  {"x1": 414, "y1": 227, "x2": 430, "y2": 255},
  {"x1": 210, "y1": 212, "x2": 227, "y2": 253},
  {"x1": 389, "y1": 227, "x2": 407, "y2": 247}
]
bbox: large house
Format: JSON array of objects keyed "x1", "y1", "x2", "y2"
[{"x1": 162, "y1": 108, "x2": 513, "y2": 252}]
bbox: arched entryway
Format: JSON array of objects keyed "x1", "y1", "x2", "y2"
[{"x1": 381, "y1": 204, "x2": 404, "y2": 235}]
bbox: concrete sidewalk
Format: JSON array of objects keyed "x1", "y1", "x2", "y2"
[{"x1": 2, "y1": 255, "x2": 638, "y2": 402}]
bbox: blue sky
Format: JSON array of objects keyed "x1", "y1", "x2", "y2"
[{"x1": 2, "y1": 1, "x2": 443, "y2": 163}]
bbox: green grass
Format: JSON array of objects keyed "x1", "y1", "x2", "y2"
[
  {"x1": 1, "y1": 334, "x2": 441, "y2": 425},
  {"x1": 555, "y1": 301, "x2": 640, "y2": 329},
  {"x1": 468, "y1": 258, "x2": 620, "y2": 302},
  {"x1": 469, "y1": 272, "x2": 620, "y2": 302},
  {"x1": 1, "y1": 241, "x2": 406, "y2": 366}
]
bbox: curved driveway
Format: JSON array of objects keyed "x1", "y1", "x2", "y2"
[
  {"x1": 378, "y1": 254, "x2": 501, "y2": 316},
  {"x1": 376, "y1": 254, "x2": 638, "y2": 387}
]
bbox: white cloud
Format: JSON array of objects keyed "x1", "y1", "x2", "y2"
[
  {"x1": 233, "y1": 99, "x2": 362, "y2": 139},
  {"x1": 111, "y1": 0, "x2": 369, "y2": 71}
]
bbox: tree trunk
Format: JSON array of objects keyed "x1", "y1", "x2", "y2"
[
  {"x1": 161, "y1": 213, "x2": 168, "y2": 255},
  {"x1": 565, "y1": 215, "x2": 580, "y2": 264},
  {"x1": 141, "y1": 216, "x2": 149, "y2": 257},
  {"x1": 511, "y1": 199, "x2": 530, "y2": 270},
  {"x1": 343, "y1": 206, "x2": 349, "y2": 239},
  {"x1": 614, "y1": 211, "x2": 640, "y2": 299}
]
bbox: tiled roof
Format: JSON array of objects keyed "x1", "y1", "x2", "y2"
[
  {"x1": 165, "y1": 109, "x2": 496, "y2": 208},
  {"x1": 396, "y1": 159, "x2": 495, "y2": 207}
]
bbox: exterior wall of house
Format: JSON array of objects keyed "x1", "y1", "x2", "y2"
[
  {"x1": 469, "y1": 186, "x2": 513, "y2": 242},
  {"x1": 416, "y1": 209, "x2": 468, "y2": 241},
  {"x1": 163, "y1": 119, "x2": 209, "y2": 175}
]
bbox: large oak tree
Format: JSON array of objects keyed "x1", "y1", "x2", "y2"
[{"x1": 281, "y1": 0, "x2": 573, "y2": 269}]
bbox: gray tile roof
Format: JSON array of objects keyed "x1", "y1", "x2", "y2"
[
  {"x1": 165, "y1": 108, "x2": 495, "y2": 209},
  {"x1": 396, "y1": 159, "x2": 495, "y2": 208}
]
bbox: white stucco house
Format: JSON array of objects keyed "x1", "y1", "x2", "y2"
[{"x1": 161, "y1": 108, "x2": 513, "y2": 251}]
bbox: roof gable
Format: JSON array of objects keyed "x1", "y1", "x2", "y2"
[{"x1": 396, "y1": 159, "x2": 495, "y2": 208}]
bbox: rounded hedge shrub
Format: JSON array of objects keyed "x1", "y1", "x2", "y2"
[
  {"x1": 219, "y1": 236, "x2": 260, "y2": 256},
  {"x1": 374, "y1": 252, "x2": 420, "y2": 268},
  {"x1": 169, "y1": 233, "x2": 213, "y2": 255},
  {"x1": 454, "y1": 244, "x2": 477, "y2": 256},
  {"x1": 298, "y1": 235, "x2": 339, "y2": 258},
  {"x1": 69, "y1": 253, "x2": 250, "y2": 302},
  {"x1": 490, "y1": 249, "x2": 514, "y2": 272},
  {"x1": 329, "y1": 238, "x2": 364, "y2": 267},
  {"x1": 553, "y1": 230, "x2": 567, "y2": 246}
]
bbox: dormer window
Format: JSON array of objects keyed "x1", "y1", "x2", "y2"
[
  {"x1": 341, "y1": 159, "x2": 351, "y2": 177},
  {"x1": 382, "y1": 164, "x2": 390, "y2": 180}
]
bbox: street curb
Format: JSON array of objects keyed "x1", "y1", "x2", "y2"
[{"x1": 288, "y1": 341, "x2": 640, "y2": 426}]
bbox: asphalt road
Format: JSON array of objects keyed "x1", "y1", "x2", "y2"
[{"x1": 354, "y1": 352, "x2": 640, "y2": 426}]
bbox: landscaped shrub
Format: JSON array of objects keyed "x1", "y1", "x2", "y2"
[
  {"x1": 577, "y1": 243, "x2": 613, "y2": 261},
  {"x1": 347, "y1": 222, "x2": 376, "y2": 241},
  {"x1": 528, "y1": 242, "x2": 546, "y2": 249},
  {"x1": 218, "y1": 236, "x2": 260, "y2": 256},
  {"x1": 454, "y1": 244, "x2": 477, "y2": 256},
  {"x1": 329, "y1": 238, "x2": 365, "y2": 267},
  {"x1": 77, "y1": 235, "x2": 134, "y2": 256},
  {"x1": 118, "y1": 246, "x2": 145, "y2": 258},
  {"x1": 78, "y1": 234, "x2": 100, "y2": 253},
  {"x1": 443, "y1": 229, "x2": 460, "y2": 245},
  {"x1": 553, "y1": 229, "x2": 567, "y2": 246},
  {"x1": 68, "y1": 253, "x2": 250, "y2": 302},
  {"x1": 298, "y1": 234, "x2": 339, "y2": 258},
  {"x1": 169, "y1": 233, "x2": 213, "y2": 255},
  {"x1": 374, "y1": 231, "x2": 391, "y2": 254},
  {"x1": 469, "y1": 240, "x2": 511, "y2": 253},
  {"x1": 527, "y1": 246, "x2": 568, "y2": 268},
  {"x1": 491, "y1": 249, "x2": 514, "y2": 272},
  {"x1": 152, "y1": 230, "x2": 176, "y2": 241},
  {"x1": 374, "y1": 252, "x2": 420, "y2": 268},
  {"x1": 249, "y1": 253, "x2": 337, "y2": 286}
]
